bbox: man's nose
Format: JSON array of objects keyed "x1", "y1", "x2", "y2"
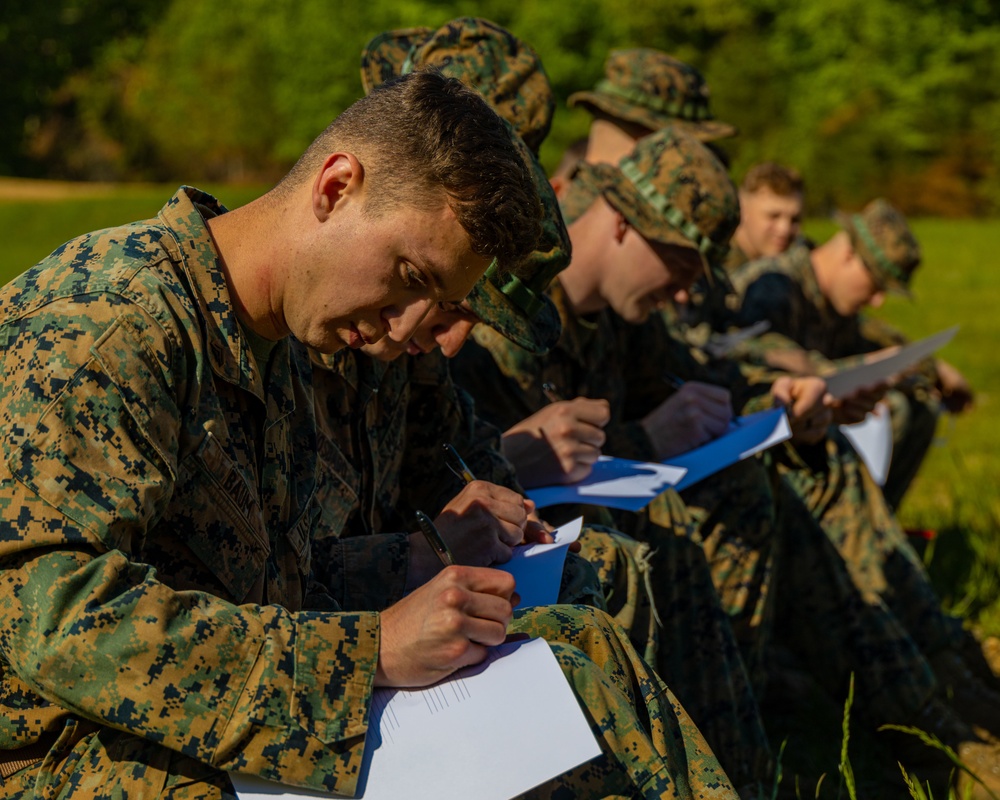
[
  {"x1": 438, "y1": 317, "x2": 477, "y2": 358},
  {"x1": 384, "y1": 298, "x2": 434, "y2": 343}
]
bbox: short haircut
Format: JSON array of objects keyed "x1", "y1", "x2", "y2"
[
  {"x1": 278, "y1": 69, "x2": 541, "y2": 275},
  {"x1": 740, "y1": 162, "x2": 804, "y2": 197}
]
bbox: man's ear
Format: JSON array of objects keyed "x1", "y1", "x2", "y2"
[
  {"x1": 313, "y1": 152, "x2": 364, "y2": 222},
  {"x1": 613, "y1": 212, "x2": 630, "y2": 245}
]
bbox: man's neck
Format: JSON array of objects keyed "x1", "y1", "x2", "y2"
[
  {"x1": 732, "y1": 226, "x2": 761, "y2": 262},
  {"x1": 206, "y1": 196, "x2": 286, "y2": 341},
  {"x1": 560, "y1": 207, "x2": 612, "y2": 317},
  {"x1": 584, "y1": 119, "x2": 639, "y2": 166}
]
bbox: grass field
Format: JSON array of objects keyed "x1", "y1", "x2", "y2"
[{"x1": 0, "y1": 183, "x2": 996, "y2": 638}]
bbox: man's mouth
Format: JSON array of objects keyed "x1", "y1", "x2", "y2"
[{"x1": 348, "y1": 324, "x2": 370, "y2": 349}]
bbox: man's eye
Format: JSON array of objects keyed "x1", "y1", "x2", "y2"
[
  {"x1": 403, "y1": 263, "x2": 425, "y2": 288},
  {"x1": 438, "y1": 300, "x2": 461, "y2": 312}
]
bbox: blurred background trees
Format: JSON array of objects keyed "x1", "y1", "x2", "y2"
[{"x1": 5, "y1": 0, "x2": 1000, "y2": 214}]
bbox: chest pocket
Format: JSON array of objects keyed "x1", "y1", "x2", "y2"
[
  {"x1": 312, "y1": 431, "x2": 362, "y2": 542},
  {"x1": 167, "y1": 428, "x2": 270, "y2": 603}
]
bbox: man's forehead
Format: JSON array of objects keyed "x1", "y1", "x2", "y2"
[{"x1": 743, "y1": 186, "x2": 803, "y2": 206}]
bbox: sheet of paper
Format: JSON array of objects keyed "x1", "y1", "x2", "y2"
[
  {"x1": 230, "y1": 637, "x2": 601, "y2": 800},
  {"x1": 666, "y1": 408, "x2": 792, "y2": 491},
  {"x1": 705, "y1": 319, "x2": 772, "y2": 358},
  {"x1": 525, "y1": 457, "x2": 687, "y2": 511},
  {"x1": 840, "y1": 401, "x2": 893, "y2": 485},
  {"x1": 824, "y1": 325, "x2": 959, "y2": 399},
  {"x1": 495, "y1": 516, "x2": 583, "y2": 608}
]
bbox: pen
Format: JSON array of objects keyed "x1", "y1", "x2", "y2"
[
  {"x1": 541, "y1": 382, "x2": 564, "y2": 403},
  {"x1": 416, "y1": 510, "x2": 455, "y2": 568},
  {"x1": 443, "y1": 442, "x2": 476, "y2": 484}
]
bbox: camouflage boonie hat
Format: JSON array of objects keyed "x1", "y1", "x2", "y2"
[
  {"x1": 836, "y1": 198, "x2": 921, "y2": 295},
  {"x1": 360, "y1": 17, "x2": 565, "y2": 353},
  {"x1": 360, "y1": 17, "x2": 554, "y2": 155},
  {"x1": 568, "y1": 48, "x2": 737, "y2": 142},
  {"x1": 574, "y1": 127, "x2": 739, "y2": 268}
]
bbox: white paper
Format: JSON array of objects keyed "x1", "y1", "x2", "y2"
[
  {"x1": 526, "y1": 457, "x2": 686, "y2": 511},
  {"x1": 230, "y1": 638, "x2": 601, "y2": 800},
  {"x1": 495, "y1": 516, "x2": 583, "y2": 608},
  {"x1": 840, "y1": 401, "x2": 893, "y2": 485},
  {"x1": 824, "y1": 326, "x2": 958, "y2": 399},
  {"x1": 705, "y1": 320, "x2": 772, "y2": 358}
]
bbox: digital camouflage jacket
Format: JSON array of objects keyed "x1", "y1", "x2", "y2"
[{"x1": 0, "y1": 188, "x2": 380, "y2": 795}]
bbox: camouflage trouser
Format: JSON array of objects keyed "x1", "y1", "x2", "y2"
[
  {"x1": 777, "y1": 430, "x2": 964, "y2": 659},
  {"x1": 882, "y1": 387, "x2": 939, "y2": 511},
  {"x1": 577, "y1": 497, "x2": 773, "y2": 791},
  {"x1": 558, "y1": 548, "x2": 611, "y2": 611},
  {"x1": 676, "y1": 460, "x2": 779, "y2": 679},
  {"x1": 0, "y1": 718, "x2": 233, "y2": 799},
  {"x1": 510, "y1": 604, "x2": 737, "y2": 800},
  {"x1": 771, "y1": 475, "x2": 937, "y2": 725},
  {"x1": 2, "y1": 605, "x2": 735, "y2": 800}
]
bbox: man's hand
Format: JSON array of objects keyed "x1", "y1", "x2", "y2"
[
  {"x1": 935, "y1": 359, "x2": 974, "y2": 413},
  {"x1": 407, "y1": 481, "x2": 528, "y2": 588},
  {"x1": 376, "y1": 566, "x2": 516, "y2": 687},
  {"x1": 826, "y1": 382, "x2": 888, "y2": 426},
  {"x1": 771, "y1": 376, "x2": 833, "y2": 444},
  {"x1": 641, "y1": 382, "x2": 732, "y2": 459},
  {"x1": 501, "y1": 397, "x2": 610, "y2": 488}
]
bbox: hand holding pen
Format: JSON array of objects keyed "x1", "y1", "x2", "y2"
[{"x1": 500, "y1": 386, "x2": 610, "y2": 487}]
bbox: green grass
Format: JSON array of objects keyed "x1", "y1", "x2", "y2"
[{"x1": 0, "y1": 182, "x2": 266, "y2": 285}]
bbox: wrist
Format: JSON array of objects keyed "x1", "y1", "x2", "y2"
[{"x1": 405, "y1": 531, "x2": 440, "y2": 591}]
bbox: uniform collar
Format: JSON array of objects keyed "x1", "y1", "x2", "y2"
[
  {"x1": 548, "y1": 278, "x2": 600, "y2": 365},
  {"x1": 157, "y1": 186, "x2": 288, "y2": 407}
]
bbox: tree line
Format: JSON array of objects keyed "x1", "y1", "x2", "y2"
[{"x1": 5, "y1": 0, "x2": 1000, "y2": 215}]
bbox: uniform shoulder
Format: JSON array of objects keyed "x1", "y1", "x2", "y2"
[
  {"x1": 730, "y1": 244, "x2": 811, "y2": 297},
  {"x1": 4, "y1": 218, "x2": 181, "y2": 314}
]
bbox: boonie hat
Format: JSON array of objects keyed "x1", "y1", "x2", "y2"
[
  {"x1": 568, "y1": 48, "x2": 737, "y2": 142},
  {"x1": 360, "y1": 17, "x2": 566, "y2": 353},
  {"x1": 836, "y1": 198, "x2": 920, "y2": 295},
  {"x1": 573, "y1": 127, "x2": 739, "y2": 268}
]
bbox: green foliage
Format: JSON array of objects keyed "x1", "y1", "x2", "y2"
[
  {"x1": 0, "y1": 0, "x2": 162, "y2": 176},
  {"x1": 8, "y1": 0, "x2": 1000, "y2": 209}
]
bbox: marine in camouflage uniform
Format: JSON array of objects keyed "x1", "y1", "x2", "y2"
[
  {"x1": 451, "y1": 127, "x2": 982, "y2": 779},
  {"x1": 345, "y1": 22, "x2": 768, "y2": 792},
  {"x1": 726, "y1": 208, "x2": 965, "y2": 662},
  {"x1": 730, "y1": 201, "x2": 941, "y2": 509},
  {"x1": 562, "y1": 48, "x2": 962, "y2": 672},
  {"x1": 0, "y1": 107, "x2": 737, "y2": 800}
]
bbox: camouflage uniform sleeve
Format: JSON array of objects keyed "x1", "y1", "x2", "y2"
[
  {"x1": 0, "y1": 298, "x2": 379, "y2": 795},
  {"x1": 620, "y1": 315, "x2": 777, "y2": 424},
  {"x1": 452, "y1": 327, "x2": 546, "y2": 433},
  {"x1": 310, "y1": 532, "x2": 411, "y2": 612},
  {"x1": 734, "y1": 272, "x2": 804, "y2": 342},
  {"x1": 397, "y1": 353, "x2": 523, "y2": 520}
]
